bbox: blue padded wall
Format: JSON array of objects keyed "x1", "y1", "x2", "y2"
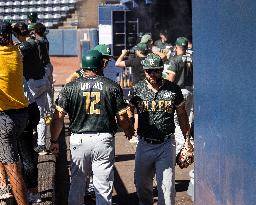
[
  {"x1": 63, "y1": 29, "x2": 77, "y2": 56},
  {"x1": 47, "y1": 29, "x2": 77, "y2": 56},
  {"x1": 47, "y1": 29, "x2": 64, "y2": 55},
  {"x1": 193, "y1": 1, "x2": 256, "y2": 205}
]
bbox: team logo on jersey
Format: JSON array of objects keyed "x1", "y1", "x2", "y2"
[
  {"x1": 137, "y1": 100, "x2": 173, "y2": 113},
  {"x1": 149, "y1": 59, "x2": 155, "y2": 66},
  {"x1": 163, "y1": 92, "x2": 173, "y2": 99}
]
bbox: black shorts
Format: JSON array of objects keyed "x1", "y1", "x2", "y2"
[{"x1": 0, "y1": 108, "x2": 28, "y2": 163}]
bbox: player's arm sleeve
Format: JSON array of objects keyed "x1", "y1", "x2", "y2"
[{"x1": 174, "y1": 86, "x2": 190, "y2": 138}]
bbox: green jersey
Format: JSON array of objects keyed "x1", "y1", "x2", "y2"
[
  {"x1": 56, "y1": 76, "x2": 127, "y2": 134},
  {"x1": 130, "y1": 79, "x2": 184, "y2": 140},
  {"x1": 19, "y1": 39, "x2": 45, "y2": 80}
]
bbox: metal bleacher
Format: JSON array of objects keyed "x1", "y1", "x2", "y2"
[{"x1": 0, "y1": 0, "x2": 79, "y2": 28}]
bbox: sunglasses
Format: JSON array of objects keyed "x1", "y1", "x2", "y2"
[{"x1": 145, "y1": 69, "x2": 162, "y2": 74}]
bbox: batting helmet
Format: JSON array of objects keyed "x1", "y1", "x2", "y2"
[
  {"x1": 82, "y1": 50, "x2": 103, "y2": 70},
  {"x1": 93, "y1": 44, "x2": 112, "y2": 57},
  {"x1": 141, "y1": 53, "x2": 163, "y2": 70}
]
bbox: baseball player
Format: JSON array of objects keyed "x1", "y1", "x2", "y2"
[
  {"x1": 13, "y1": 22, "x2": 52, "y2": 155},
  {"x1": 154, "y1": 30, "x2": 172, "y2": 50},
  {"x1": 65, "y1": 44, "x2": 112, "y2": 83},
  {"x1": 50, "y1": 50, "x2": 134, "y2": 205},
  {"x1": 129, "y1": 53, "x2": 190, "y2": 205},
  {"x1": 164, "y1": 37, "x2": 194, "y2": 154}
]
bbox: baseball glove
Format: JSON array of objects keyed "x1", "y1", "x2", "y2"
[{"x1": 176, "y1": 135, "x2": 194, "y2": 169}]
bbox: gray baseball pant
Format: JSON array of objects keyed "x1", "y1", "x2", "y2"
[
  {"x1": 135, "y1": 136, "x2": 176, "y2": 205},
  {"x1": 69, "y1": 133, "x2": 114, "y2": 205},
  {"x1": 27, "y1": 77, "x2": 53, "y2": 146}
]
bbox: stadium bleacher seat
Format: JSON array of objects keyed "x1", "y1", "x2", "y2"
[
  {"x1": 45, "y1": 7, "x2": 53, "y2": 12},
  {"x1": 0, "y1": 0, "x2": 78, "y2": 28},
  {"x1": 44, "y1": 13, "x2": 53, "y2": 19},
  {"x1": 36, "y1": 0, "x2": 43, "y2": 6},
  {"x1": 12, "y1": 15, "x2": 20, "y2": 20},
  {"x1": 4, "y1": 15, "x2": 12, "y2": 20},
  {"x1": 13, "y1": 8, "x2": 21, "y2": 14},
  {"x1": 53, "y1": 6, "x2": 61, "y2": 12},
  {"x1": 14, "y1": 1, "x2": 21, "y2": 6},
  {"x1": 46, "y1": 0, "x2": 54, "y2": 5},
  {"x1": 21, "y1": 1, "x2": 29, "y2": 6},
  {"x1": 21, "y1": 7, "x2": 29, "y2": 13},
  {"x1": 5, "y1": 2, "x2": 14, "y2": 7},
  {"x1": 53, "y1": 13, "x2": 61, "y2": 19},
  {"x1": 38, "y1": 14, "x2": 45, "y2": 19},
  {"x1": 53, "y1": 0, "x2": 61, "y2": 4},
  {"x1": 29, "y1": 1, "x2": 37, "y2": 6},
  {"x1": 5, "y1": 8, "x2": 13, "y2": 15},
  {"x1": 61, "y1": 6, "x2": 69, "y2": 11},
  {"x1": 29, "y1": 7, "x2": 37, "y2": 13},
  {"x1": 44, "y1": 22, "x2": 53, "y2": 27},
  {"x1": 20, "y1": 14, "x2": 27, "y2": 20}
]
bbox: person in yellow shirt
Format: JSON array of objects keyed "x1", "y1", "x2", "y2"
[{"x1": 0, "y1": 20, "x2": 29, "y2": 205}]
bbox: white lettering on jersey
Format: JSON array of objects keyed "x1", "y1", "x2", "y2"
[
  {"x1": 93, "y1": 82, "x2": 103, "y2": 90},
  {"x1": 81, "y1": 82, "x2": 91, "y2": 91},
  {"x1": 80, "y1": 82, "x2": 103, "y2": 91}
]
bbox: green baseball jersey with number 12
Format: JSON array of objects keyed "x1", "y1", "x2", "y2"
[{"x1": 56, "y1": 76, "x2": 127, "y2": 134}]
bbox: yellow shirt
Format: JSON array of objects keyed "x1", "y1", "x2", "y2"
[{"x1": 0, "y1": 45, "x2": 29, "y2": 111}]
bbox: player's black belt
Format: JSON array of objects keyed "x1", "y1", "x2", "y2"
[{"x1": 140, "y1": 135, "x2": 172, "y2": 144}]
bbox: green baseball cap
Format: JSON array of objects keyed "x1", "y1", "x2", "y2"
[
  {"x1": 136, "y1": 43, "x2": 147, "y2": 51},
  {"x1": 175, "y1": 37, "x2": 188, "y2": 47},
  {"x1": 140, "y1": 34, "x2": 152, "y2": 44},
  {"x1": 166, "y1": 60, "x2": 177, "y2": 72},
  {"x1": 93, "y1": 44, "x2": 112, "y2": 57},
  {"x1": 141, "y1": 53, "x2": 163, "y2": 70}
]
